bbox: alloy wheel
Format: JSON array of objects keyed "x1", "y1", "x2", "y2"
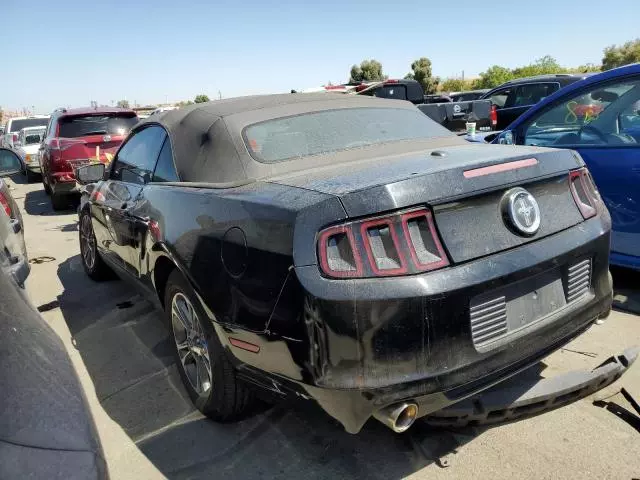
[
  {"x1": 171, "y1": 292, "x2": 213, "y2": 395},
  {"x1": 80, "y1": 215, "x2": 96, "y2": 269}
]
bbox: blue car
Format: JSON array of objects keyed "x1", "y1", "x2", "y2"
[{"x1": 486, "y1": 63, "x2": 640, "y2": 271}]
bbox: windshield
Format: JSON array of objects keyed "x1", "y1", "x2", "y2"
[
  {"x1": 10, "y1": 117, "x2": 49, "y2": 132},
  {"x1": 244, "y1": 107, "x2": 451, "y2": 163},
  {"x1": 58, "y1": 114, "x2": 139, "y2": 138}
]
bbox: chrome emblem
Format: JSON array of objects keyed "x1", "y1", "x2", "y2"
[
  {"x1": 453, "y1": 104, "x2": 462, "y2": 114},
  {"x1": 103, "y1": 135, "x2": 111, "y2": 142},
  {"x1": 503, "y1": 187, "x2": 540, "y2": 236}
]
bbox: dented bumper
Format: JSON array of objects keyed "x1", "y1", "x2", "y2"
[{"x1": 425, "y1": 346, "x2": 639, "y2": 427}]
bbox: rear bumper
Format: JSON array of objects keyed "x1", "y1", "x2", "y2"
[
  {"x1": 610, "y1": 251, "x2": 640, "y2": 271},
  {"x1": 425, "y1": 346, "x2": 639, "y2": 427},
  {"x1": 288, "y1": 215, "x2": 613, "y2": 432}
]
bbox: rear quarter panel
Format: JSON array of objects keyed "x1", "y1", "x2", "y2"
[{"x1": 137, "y1": 181, "x2": 344, "y2": 337}]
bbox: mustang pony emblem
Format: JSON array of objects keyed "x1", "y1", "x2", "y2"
[{"x1": 503, "y1": 187, "x2": 541, "y2": 236}]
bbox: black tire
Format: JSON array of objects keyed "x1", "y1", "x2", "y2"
[
  {"x1": 79, "y1": 211, "x2": 112, "y2": 281},
  {"x1": 25, "y1": 169, "x2": 36, "y2": 183},
  {"x1": 164, "y1": 270, "x2": 252, "y2": 421},
  {"x1": 43, "y1": 177, "x2": 51, "y2": 195},
  {"x1": 51, "y1": 193, "x2": 68, "y2": 211}
]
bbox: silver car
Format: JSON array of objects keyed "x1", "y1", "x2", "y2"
[{"x1": 0, "y1": 148, "x2": 29, "y2": 285}]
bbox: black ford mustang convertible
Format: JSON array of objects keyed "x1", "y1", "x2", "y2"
[{"x1": 76, "y1": 93, "x2": 632, "y2": 434}]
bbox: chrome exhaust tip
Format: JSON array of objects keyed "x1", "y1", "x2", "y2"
[{"x1": 373, "y1": 402, "x2": 419, "y2": 433}]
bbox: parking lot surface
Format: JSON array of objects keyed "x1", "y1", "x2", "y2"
[{"x1": 8, "y1": 175, "x2": 640, "y2": 479}]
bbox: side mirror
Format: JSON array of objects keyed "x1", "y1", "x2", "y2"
[
  {"x1": 0, "y1": 148, "x2": 22, "y2": 176},
  {"x1": 76, "y1": 163, "x2": 106, "y2": 185},
  {"x1": 498, "y1": 130, "x2": 514, "y2": 145}
]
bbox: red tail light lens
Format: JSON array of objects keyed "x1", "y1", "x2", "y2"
[
  {"x1": 490, "y1": 105, "x2": 498, "y2": 128},
  {"x1": 0, "y1": 192, "x2": 13, "y2": 218},
  {"x1": 318, "y1": 225, "x2": 363, "y2": 278},
  {"x1": 569, "y1": 168, "x2": 598, "y2": 219},
  {"x1": 12, "y1": 133, "x2": 18, "y2": 142},
  {"x1": 317, "y1": 208, "x2": 449, "y2": 279}
]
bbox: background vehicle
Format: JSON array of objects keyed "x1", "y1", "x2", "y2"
[
  {"x1": 0, "y1": 148, "x2": 107, "y2": 479},
  {"x1": 75, "y1": 94, "x2": 631, "y2": 435},
  {"x1": 449, "y1": 89, "x2": 490, "y2": 102},
  {"x1": 480, "y1": 74, "x2": 592, "y2": 129},
  {"x1": 0, "y1": 148, "x2": 29, "y2": 286},
  {"x1": 492, "y1": 63, "x2": 640, "y2": 271},
  {"x1": 149, "y1": 106, "x2": 177, "y2": 116},
  {"x1": 304, "y1": 79, "x2": 494, "y2": 132},
  {"x1": 40, "y1": 107, "x2": 138, "y2": 210},
  {"x1": 15, "y1": 126, "x2": 46, "y2": 181},
  {"x1": 1, "y1": 115, "x2": 49, "y2": 149}
]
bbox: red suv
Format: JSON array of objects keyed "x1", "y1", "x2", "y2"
[{"x1": 40, "y1": 107, "x2": 138, "y2": 210}]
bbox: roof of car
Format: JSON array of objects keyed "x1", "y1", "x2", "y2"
[
  {"x1": 58, "y1": 107, "x2": 136, "y2": 117},
  {"x1": 137, "y1": 92, "x2": 461, "y2": 184},
  {"x1": 504, "y1": 63, "x2": 640, "y2": 130},
  {"x1": 501, "y1": 73, "x2": 594, "y2": 86}
]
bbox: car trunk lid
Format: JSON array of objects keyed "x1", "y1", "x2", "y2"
[{"x1": 271, "y1": 144, "x2": 586, "y2": 264}]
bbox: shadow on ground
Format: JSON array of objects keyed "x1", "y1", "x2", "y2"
[
  {"x1": 54, "y1": 252, "x2": 598, "y2": 479},
  {"x1": 611, "y1": 267, "x2": 640, "y2": 315},
  {"x1": 55, "y1": 256, "x2": 505, "y2": 479},
  {"x1": 24, "y1": 187, "x2": 77, "y2": 216}
]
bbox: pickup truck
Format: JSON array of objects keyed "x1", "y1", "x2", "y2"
[{"x1": 298, "y1": 79, "x2": 496, "y2": 133}]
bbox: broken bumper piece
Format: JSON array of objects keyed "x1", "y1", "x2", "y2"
[{"x1": 425, "y1": 346, "x2": 639, "y2": 427}]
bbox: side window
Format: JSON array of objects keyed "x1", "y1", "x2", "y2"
[
  {"x1": 523, "y1": 77, "x2": 640, "y2": 147},
  {"x1": 513, "y1": 83, "x2": 558, "y2": 107},
  {"x1": 111, "y1": 126, "x2": 166, "y2": 184},
  {"x1": 152, "y1": 137, "x2": 179, "y2": 182},
  {"x1": 487, "y1": 87, "x2": 513, "y2": 109},
  {"x1": 45, "y1": 115, "x2": 57, "y2": 139}
]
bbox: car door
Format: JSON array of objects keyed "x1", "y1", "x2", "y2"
[
  {"x1": 517, "y1": 75, "x2": 640, "y2": 264},
  {"x1": 484, "y1": 86, "x2": 516, "y2": 129},
  {"x1": 91, "y1": 125, "x2": 166, "y2": 276}
]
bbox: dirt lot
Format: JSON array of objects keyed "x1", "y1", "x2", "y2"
[{"x1": 8, "y1": 174, "x2": 640, "y2": 480}]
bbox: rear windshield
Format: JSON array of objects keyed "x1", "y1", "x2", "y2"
[
  {"x1": 24, "y1": 129, "x2": 45, "y2": 144},
  {"x1": 244, "y1": 107, "x2": 451, "y2": 163},
  {"x1": 10, "y1": 118, "x2": 49, "y2": 132},
  {"x1": 58, "y1": 114, "x2": 138, "y2": 138}
]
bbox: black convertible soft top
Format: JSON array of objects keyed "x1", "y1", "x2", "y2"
[{"x1": 137, "y1": 93, "x2": 463, "y2": 184}]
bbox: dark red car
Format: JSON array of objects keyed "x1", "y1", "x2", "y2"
[{"x1": 40, "y1": 107, "x2": 138, "y2": 210}]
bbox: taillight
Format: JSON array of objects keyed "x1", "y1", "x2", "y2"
[
  {"x1": 317, "y1": 208, "x2": 449, "y2": 279},
  {"x1": 12, "y1": 133, "x2": 18, "y2": 143},
  {"x1": 0, "y1": 192, "x2": 13, "y2": 218},
  {"x1": 569, "y1": 168, "x2": 599, "y2": 219},
  {"x1": 490, "y1": 105, "x2": 498, "y2": 129}
]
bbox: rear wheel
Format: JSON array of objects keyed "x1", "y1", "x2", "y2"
[
  {"x1": 165, "y1": 270, "x2": 252, "y2": 421},
  {"x1": 79, "y1": 211, "x2": 112, "y2": 280},
  {"x1": 25, "y1": 169, "x2": 36, "y2": 183},
  {"x1": 42, "y1": 176, "x2": 51, "y2": 195}
]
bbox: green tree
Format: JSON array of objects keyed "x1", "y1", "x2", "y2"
[
  {"x1": 602, "y1": 39, "x2": 640, "y2": 70},
  {"x1": 408, "y1": 57, "x2": 439, "y2": 94},
  {"x1": 474, "y1": 65, "x2": 514, "y2": 89},
  {"x1": 349, "y1": 59, "x2": 385, "y2": 82},
  {"x1": 512, "y1": 55, "x2": 563, "y2": 78},
  {"x1": 116, "y1": 99, "x2": 130, "y2": 108},
  {"x1": 194, "y1": 94, "x2": 210, "y2": 103},
  {"x1": 440, "y1": 78, "x2": 476, "y2": 92},
  {"x1": 567, "y1": 63, "x2": 601, "y2": 73}
]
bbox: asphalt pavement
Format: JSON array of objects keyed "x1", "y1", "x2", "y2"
[{"x1": 7, "y1": 173, "x2": 640, "y2": 480}]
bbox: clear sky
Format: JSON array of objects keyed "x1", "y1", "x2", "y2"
[{"x1": 1, "y1": 0, "x2": 638, "y2": 113}]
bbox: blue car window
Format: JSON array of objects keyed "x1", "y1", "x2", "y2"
[{"x1": 523, "y1": 78, "x2": 640, "y2": 147}]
